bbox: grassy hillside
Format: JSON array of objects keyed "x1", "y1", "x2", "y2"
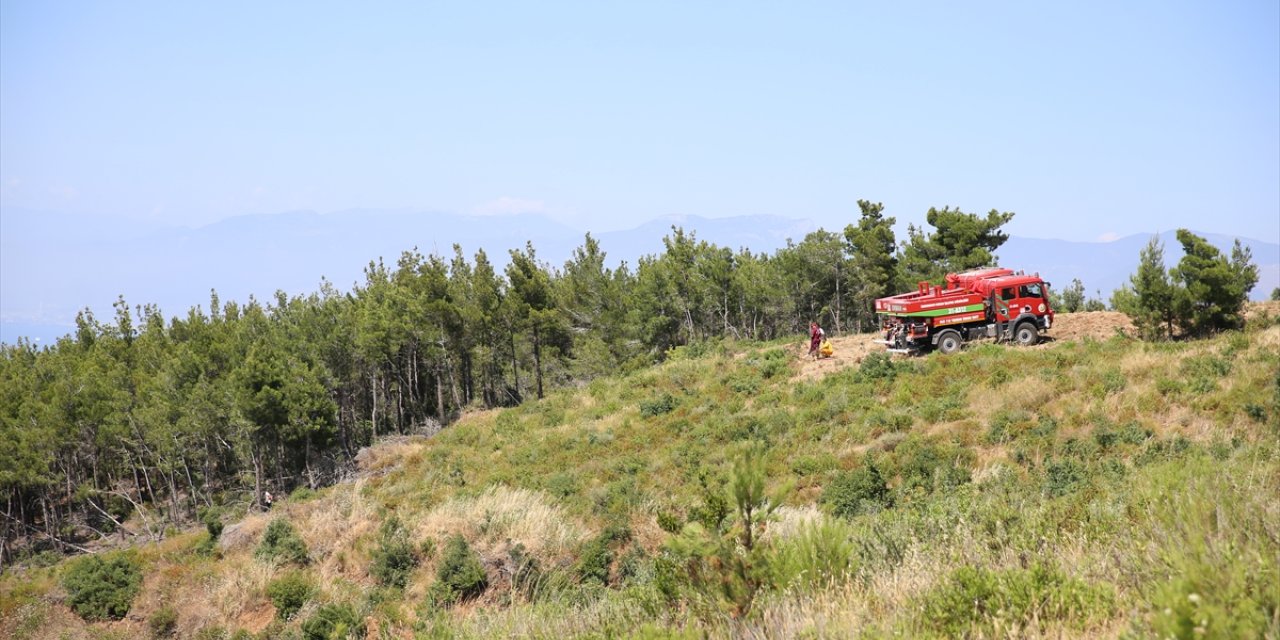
[{"x1": 3, "y1": 310, "x2": 1279, "y2": 639}]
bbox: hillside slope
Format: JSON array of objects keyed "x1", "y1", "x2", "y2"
[{"x1": 3, "y1": 310, "x2": 1278, "y2": 639}]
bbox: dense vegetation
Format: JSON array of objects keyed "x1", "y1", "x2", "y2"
[
  {"x1": 0, "y1": 206, "x2": 1273, "y2": 639},
  {"x1": 1112, "y1": 231, "x2": 1259, "y2": 339},
  {"x1": 3, "y1": 306, "x2": 1275, "y2": 638},
  {"x1": 0, "y1": 203, "x2": 1015, "y2": 559}
]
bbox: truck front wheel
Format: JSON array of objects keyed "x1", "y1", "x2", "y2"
[
  {"x1": 1015, "y1": 323, "x2": 1039, "y2": 346},
  {"x1": 936, "y1": 330, "x2": 963, "y2": 354}
]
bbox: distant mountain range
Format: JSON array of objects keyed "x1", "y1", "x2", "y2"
[
  {"x1": 2, "y1": 208, "x2": 1276, "y2": 344},
  {"x1": 999, "y1": 230, "x2": 1279, "y2": 304}
]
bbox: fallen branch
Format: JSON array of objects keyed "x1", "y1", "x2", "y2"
[{"x1": 0, "y1": 512, "x2": 96, "y2": 555}]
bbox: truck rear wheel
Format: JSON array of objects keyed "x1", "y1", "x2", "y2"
[
  {"x1": 1015, "y1": 323, "x2": 1039, "y2": 346},
  {"x1": 936, "y1": 330, "x2": 963, "y2": 354}
]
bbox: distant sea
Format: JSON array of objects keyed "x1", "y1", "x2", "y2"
[{"x1": 0, "y1": 322, "x2": 74, "y2": 346}]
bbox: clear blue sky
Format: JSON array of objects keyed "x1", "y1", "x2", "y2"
[{"x1": 2, "y1": 1, "x2": 1277, "y2": 243}]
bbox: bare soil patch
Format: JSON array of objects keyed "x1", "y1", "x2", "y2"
[
  {"x1": 792, "y1": 311, "x2": 1140, "y2": 382},
  {"x1": 1245, "y1": 300, "x2": 1280, "y2": 322},
  {"x1": 791, "y1": 333, "x2": 885, "y2": 382},
  {"x1": 1048, "y1": 311, "x2": 1134, "y2": 342}
]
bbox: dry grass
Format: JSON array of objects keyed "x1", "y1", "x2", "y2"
[
  {"x1": 413, "y1": 485, "x2": 587, "y2": 561},
  {"x1": 218, "y1": 513, "x2": 268, "y2": 553},
  {"x1": 628, "y1": 500, "x2": 669, "y2": 554},
  {"x1": 1252, "y1": 323, "x2": 1280, "y2": 348},
  {"x1": 292, "y1": 479, "x2": 382, "y2": 584},
  {"x1": 1, "y1": 602, "x2": 104, "y2": 640},
  {"x1": 355, "y1": 436, "x2": 429, "y2": 476},
  {"x1": 767, "y1": 505, "x2": 824, "y2": 541},
  {"x1": 986, "y1": 373, "x2": 1060, "y2": 415},
  {"x1": 201, "y1": 557, "x2": 278, "y2": 631},
  {"x1": 444, "y1": 590, "x2": 665, "y2": 640}
]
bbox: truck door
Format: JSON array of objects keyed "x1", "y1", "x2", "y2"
[
  {"x1": 994, "y1": 287, "x2": 1016, "y2": 321},
  {"x1": 1017, "y1": 283, "x2": 1046, "y2": 316}
]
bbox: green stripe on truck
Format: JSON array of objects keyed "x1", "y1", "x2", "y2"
[{"x1": 877, "y1": 303, "x2": 985, "y2": 318}]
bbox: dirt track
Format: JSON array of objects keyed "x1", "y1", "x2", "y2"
[
  {"x1": 1045, "y1": 311, "x2": 1134, "y2": 342},
  {"x1": 793, "y1": 333, "x2": 884, "y2": 381},
  {"x1": 793, "y1": 310, "x2": 1137, "y2": 380}
]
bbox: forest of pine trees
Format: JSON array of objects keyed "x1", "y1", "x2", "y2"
[{"x1": 0, "y1": 204, "x2": 1021, "y2": 563}]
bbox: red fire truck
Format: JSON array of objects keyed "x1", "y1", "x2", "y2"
[{"x1": 874, "y1": 268, "x2": 1054, "y2": 354}]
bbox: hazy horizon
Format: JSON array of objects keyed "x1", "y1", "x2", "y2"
[
  {"x1": 3, "y1": 206, "x2": 1276, "y2": 345},
  {"x1": 3, "y1": 2, "x2": 1277, "y2": 244}
]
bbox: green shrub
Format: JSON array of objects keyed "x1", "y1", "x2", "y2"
[
  {"x1": 148, "y1": 605, "x2": 178, "y2": 638},
  {"x1": 616, "y1": 546, "x2": 647, "y2": 583},
  {"x1": 301, "y1": 603, "x2": 364, "y2": 640},
  {"x1": 1137, "y1": 436, "x2": 1194, "y2": 465},
  {"x1": 194, "y1": 626, "x2": 230, "y2": 640},
  {"x1": 665, "y1": 445, "x2": 790, "y2": 618},
  {"x1": 864, "y1": 409, "x2": 913, "y2": 433},
  {"x1": 1044, "y1": 459, "x2": 1087, "y2": 497},
  {"x1": 821, "y1": 461, "x2": 892, "y2": 518},
  {"x1": 1060, "y1": 436, "x2": 1100, "y2": 460},
  {"x1": 656, "y1": 509, "x2": 683, "y2": 534},
  {"x1": 1243, "y1": 402, "x2": 1267, "y2": 423},
  {"x1": 1117, "y1": 421, "x2": 1153, "y2": 445},
  {"x1": 200, "y1": 507, "x2": 225, "y2": 539},
  {"x1": 790, "y1": 452, "x2": 838, "y2": 477},
  {"x1": 1155, "y1": 376, "x2": 1183, "y2": 396},
  {"x1": 745, "y1": 347, "x2": 791, "y2": 380},
  {"x1": 369, "y1": 516, "x2": 418, "y2": 589},
  {"x1": 195, "y1": 627, "x2": 230, "y2": 640},
  {"x1": 1128, "y1": 455, "x2": 1279, "y2": 640},
  {"x1": 575, "y1": 525, "x2": 630, "y2": 585},
  {"x1": 1093, "y1": 426, "x2": 1120, "y2": 450},
  {"x1": 544, "y1": 472, "x2": 578, "y2": 498},
  {"x1": 507, "y1": 542, "x2": 544, "y2": 598},
  {"x1": 727, "y1": 370, "x2": 761, "y2": 395},
  {"x1": 984, "y1": 409, "x2": 1033, "y2": 444},
  {"x1": 595, "y1": 477, "x2": 640, "y2": 516},
  {"x1": 895, "y1": 439, "x2": 972, "y2": 495},
  {"x1": 918, "y1": 564, "x2": 1114, "y2": 636},
  {"x1": 289, "y1": 487, "x2": 318, "y2": 502},
  {"x1": 857, "y1": 352, "x2": 897, "y2": 381},
  {"x1": 1181, "y1": 354, "x2": 1232, "y2": 394},
  {"x1": 266, "y1": 571, "x2": 313, "y2": 620},
  {"x1": 1098, "y1": 368, "x2": 1127, "y2": 396},
  {"x1": 61, "y1": 552, "x2": 143, "y2": 621},
  {"x1": 195, "y1": 534, "x2": 219, "y2": 557},
  {"x1": 686, "y1": 471, "x2": 730, "y2": 533},
  {"x1": 430, "y1": 535, "x2": 487, "y2": 605},
  {"x1": 771, "y1": 519, "x2": 857, "y2": 591},
  {"x1": 256, "y1": 518, "x2": 309, "y2": 565},
  {"x1": 195, "y1": 507, "x2": 225, "y2": 557},
  {"x1": 1149, "y1": 581, "x2": 1274, "y2": 640},
  {"x1": 639, "y1": 393, "x2": 679, "y2": 417},
  {"x1": 1030, "y1": 415, "x2": 1059, "y2": 438}
]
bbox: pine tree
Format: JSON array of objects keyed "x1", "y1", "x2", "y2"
[
  {"x1": 1122, "y1": 236, "x2": 1179, "y2": 340},
  {"x1": 899, "y1": 207, "x2": 1015, "y2": 285},
  {"x1": 1060, "y1": 279, "x2": 1086, "y2": 313},
  {"x1": 843, "y1": 200, "x2": 898, "y2": 332},
  {"x1": 1171, "y1": 231, "x2": 1257, "y2": 336}
]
